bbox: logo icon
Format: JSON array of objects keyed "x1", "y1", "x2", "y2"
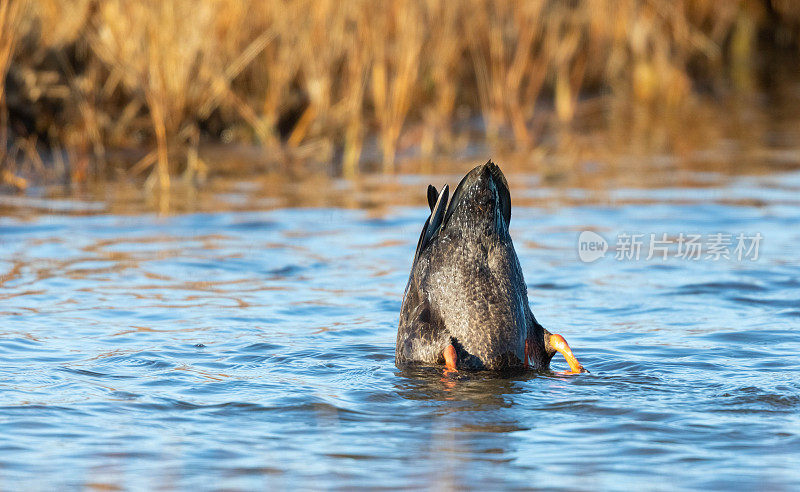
[{"x1": 578, "y1": 231, "x2": 608, "y2": 263}]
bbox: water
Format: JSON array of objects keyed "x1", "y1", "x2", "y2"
[{"x1": 1, "y1": 169, "x2": 799, "y2": 490}]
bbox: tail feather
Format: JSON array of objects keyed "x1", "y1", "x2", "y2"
[{"x1": 413, "y1": 184, "x2": 449, "y2": 265}]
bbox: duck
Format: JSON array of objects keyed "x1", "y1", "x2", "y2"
[{"x1": 396, "y1": 160, "x2": 586, "y2": 374}]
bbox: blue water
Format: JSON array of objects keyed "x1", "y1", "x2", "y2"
[{"x1": 1, "y1": 171, "x2": 799, "y2": 490}]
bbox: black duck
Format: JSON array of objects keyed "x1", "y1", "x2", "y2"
[{"x1": 396, "y1": 161, "x2": 586, "y2": 374}]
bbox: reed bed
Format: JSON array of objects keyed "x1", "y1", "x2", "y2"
[{"x1": 2, "y1": 0, "x2": 800, "y2": 190}]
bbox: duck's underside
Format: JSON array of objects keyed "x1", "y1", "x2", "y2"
[{"x1": 395, "y1": 161, "x2": 586, "y2": 374}]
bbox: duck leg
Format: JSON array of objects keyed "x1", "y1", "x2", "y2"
[
  {"x1": 524, "y1": 339, "x2": 531, "y2": 369},
  {"x1": 443, "y1": 344, "x2": 458, "y2": 372},
  {"x1": 549, "y1": 333, "x2": 587, "y2": 374}
]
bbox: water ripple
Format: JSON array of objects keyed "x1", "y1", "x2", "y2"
[{"x1": 1, "y1": 176, "x2": 799, "y2": 489}]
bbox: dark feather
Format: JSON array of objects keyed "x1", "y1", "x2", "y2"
[
  {"x1": 427, "y1": 185, "x2": 438, "y2": 211},
  {"x1": 413, "y1": 184, "x2": 449, "y2": 264},
  {"x1": 486, "y1": 160, "x2": 511, "y2": 227},
  {"x1": 443, "y1": 160, "x2": 510, "y2": 229}
]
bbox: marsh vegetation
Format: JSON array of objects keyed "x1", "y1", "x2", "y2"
[{"x1": 1, "y1": 0, "x2": 800, "y2": 192}]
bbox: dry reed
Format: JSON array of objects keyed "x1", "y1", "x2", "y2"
[
  {"x1": 1, "y1": 0, "x2": 27, "y2": 189},
  {"x1": 1, "y1": 0, "x2": 799, "y2": 189}
]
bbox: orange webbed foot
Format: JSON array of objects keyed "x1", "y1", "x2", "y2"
[{"x1": 549, "y1": 333, "x2": 588, "y2": 374}]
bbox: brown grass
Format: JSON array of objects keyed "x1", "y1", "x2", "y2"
[
  {"x1": 2, "y1": 0, "x2": 800, "y2": 190},
  {"x1": 1, "y1": 0, "x2": 27, "y2": 189}
]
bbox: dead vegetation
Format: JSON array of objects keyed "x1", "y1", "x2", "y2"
[{"x1": 2, "y1": 0, "x2": 800, "y2": 190}]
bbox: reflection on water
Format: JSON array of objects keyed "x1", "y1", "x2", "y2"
[{"x1": 1, "y1": 168, "x2": 800, "y2": 489}]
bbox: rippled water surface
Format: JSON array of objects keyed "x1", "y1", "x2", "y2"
[{"x1": 1, "y1": 169, "x2": 800, "y2": 490}]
